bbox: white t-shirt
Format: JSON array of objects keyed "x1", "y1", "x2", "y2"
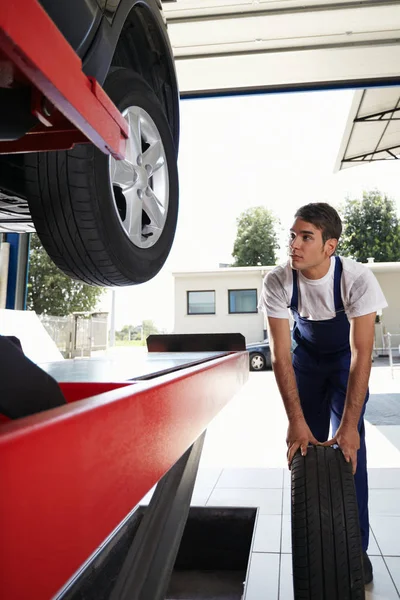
[{"x1": 258, "y1": 256, "x2": 387, "y2": 321}]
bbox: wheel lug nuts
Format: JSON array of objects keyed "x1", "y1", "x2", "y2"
[
  {"x1": 137, "y1": 155, "x2": 143, "y2": 166},
  {"x1": 137, "y1": 189, "x2": 143, "y2": 200}
]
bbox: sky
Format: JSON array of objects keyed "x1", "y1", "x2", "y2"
[{"x1": 100, "y1": 88, "x2": 400, "y2": 332}]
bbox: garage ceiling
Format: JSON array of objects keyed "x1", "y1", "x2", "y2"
[{"x1": 163, "y1": 0, "x2": 400, "y2": 97}]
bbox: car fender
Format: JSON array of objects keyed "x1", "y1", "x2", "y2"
[{"x1": 82, "y1": 0, "x2": 179, "y2": 146}]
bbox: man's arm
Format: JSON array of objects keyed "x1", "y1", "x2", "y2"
[
  {"x1": 323, "y1": 312, "x2": 376, "y2": 473},
  {"x1": 267, "y1": 317, "x2": 320, "y2": 467}
]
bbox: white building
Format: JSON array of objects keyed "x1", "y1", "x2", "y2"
[{"x1": 173, "y1": 263, "x2": 400, "y2": 346}]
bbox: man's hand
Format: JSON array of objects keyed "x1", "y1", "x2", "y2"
[
  {"x1": 286, "y1": 418, "x2": 320, "y2": 468},
  {"x1": 323, "y1": 424, "x2": 360, "y2": 474}
]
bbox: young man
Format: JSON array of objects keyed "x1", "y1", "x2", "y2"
[{"x1": 259, "y1": 202, "x2": 387, "y2": 585}]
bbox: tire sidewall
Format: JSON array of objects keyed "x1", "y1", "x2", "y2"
[{"x1": 93, "y1": 69, "x2": 179, "y2": 282}]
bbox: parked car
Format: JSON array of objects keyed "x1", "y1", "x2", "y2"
[
  {"x1": 246, "y1": 338, "x2": 271, "y2": 371},
  {"x1": 0, "y1": 0, "x2": 179, "y2": 287}
]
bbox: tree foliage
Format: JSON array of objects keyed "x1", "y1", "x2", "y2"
[
  {"x1": 116, "y1": 325, "x2": 142, "y2": 342},
  {"x1": 27, "y1": 234, "x2": 104, "y2": 315},
  {"x1": 232, "y1": 206, "x2": 280, "y2": 267},
  {"x1": 116, "y1": 320, "x2": 160, "y2": 342},
  {"x1": 338, "y1": 190, "x2": 400, "y2": 263}
]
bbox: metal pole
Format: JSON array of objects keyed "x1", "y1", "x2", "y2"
[
  {"x1": 110, "y1": 289, "x2": 116, "y2": 347},
  {"x1": 0, "y1": 241, "x2": 10, "y2": 310},
  {"x1": 15, "y1": 233, "x2": 30, "y2": 310}
]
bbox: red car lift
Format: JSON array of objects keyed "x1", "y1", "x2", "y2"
[
  {"x1": 0, "y1": 6, "x2": 249, "y2": 599},
  {"x1": 0, "y1": 0, "x2": 128, "y2": 158},
  {"x1": 0, "y1": 336, "x2": 249, "y2": 599}
]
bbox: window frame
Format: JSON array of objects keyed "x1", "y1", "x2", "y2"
[
  {"x1": 228, "y1": 288, "x2": 258, "y2": 315},
  {"x1": 186, "y1": 290, "x2": 216, "y2": 315}
]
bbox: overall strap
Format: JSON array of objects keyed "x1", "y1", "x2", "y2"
[
  {"x1": 333, "y1": 256, "x2": 344, "y2": 312},
  {"x1": 290, "y1": 269, "x2": 298, "y2": 310}
]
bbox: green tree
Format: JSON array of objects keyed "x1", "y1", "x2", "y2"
[
  {"x1": 116, "y1": 325, "x2": 141, "y2": 341},
  {"x1": 27, "y1": 234, "x2": 104, "y2": 315},
  {"x1": 338, "y1": 191, "x2": 400, "y2": 263},
  {"x1": 142, "y1": 319, "x2": 159, "y2": 338},
  {"x1": 232, "y1": 206, "x2": 279, "y2": 266}
]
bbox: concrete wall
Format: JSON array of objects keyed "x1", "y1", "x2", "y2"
[{"x1": 173, "y1": 269, "x2": 267, "y2": 343}]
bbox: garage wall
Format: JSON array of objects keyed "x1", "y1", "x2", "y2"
[
  {"x1": 372, "y1": 270, "x2": 400, "y2": 339},
  {"x1": 173, "y1": 268, "x2": 268, "y2": 343},
  {"x1": 174, "y1": 263, "x2": 400, "y2": 345}
]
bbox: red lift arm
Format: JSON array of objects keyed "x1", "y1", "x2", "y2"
[
  {"x1": 0, "y1": 0, "x2": 128, "y2": 158},
  {"x1": 0, "y1": 352, "x2": 248, "y2": 600}
]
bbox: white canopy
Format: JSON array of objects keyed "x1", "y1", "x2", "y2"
[
  {"x1": 163, "y1": 0, "x2": 400, "y2": 97},
  {"x1": 335, "y1": 87, "x2": 400, "y2": 170}
]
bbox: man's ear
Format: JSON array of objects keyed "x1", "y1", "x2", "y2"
[{"x1": 325, "y1": 238, "x2": 337, "y2": 257}]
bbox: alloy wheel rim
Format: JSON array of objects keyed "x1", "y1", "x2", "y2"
[{"x1": 109, "y1": 106, "x2": 169, "y2": 249}]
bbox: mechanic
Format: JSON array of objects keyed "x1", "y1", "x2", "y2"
[{"x1": 258, "y1": 202, "x2": 387, "y2": 585}]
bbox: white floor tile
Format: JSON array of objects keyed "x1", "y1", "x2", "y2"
[
  {"x1": 282, "y1": 486, "x2": 291, "y2": 515},
  {"x1": 366, "y1": 423, "x2": 400, "y2": 468},
  {"x1": 190, "y1": 488, "x2": 210, "y2": 506},
  {"x1": 279, "y1": 554, "x2": 294, "y2": 600},
  {"x1": 283, "y1": 468, "x2": 291, "y2": 488},
  {"x1": 217, "y1": 468, "x2": 284, "y2": 489},
  {"x1": 369, "y1": 490, "x2": 400, "y2": 516},
  {"x1": 370, "y1": 516, "x2": 400, "y2": 556},
  {"x1": 194, "y1": 467, "x2": 222, "y2": 490},
  {"x1": 365, "y1": 556, "x2": 400, "y2": 599},
  {"x1": 206, "y1": 488, "x2": 283, "y2": 515},
  {"x1": 377, "y1": 426, "x2": 400, "y2": 455},
  {"x1": 244, "y1": 553, "x2": 280, "y2": 600},
  {"x1": 368, "y1": 468, "x2": 400, "y2": 489},
  {"x1": 253, "y1": 515, "x2": 282, "y2": 553},
  {"x1": 281, "y1": 514, "x2": 292, "y2": 554},
  {"x1": 384, "y1": 557, "x2": 400, "y2": 595},
  {"x1": 368, "y1": 529, "x2": 382, "y2": 556}
]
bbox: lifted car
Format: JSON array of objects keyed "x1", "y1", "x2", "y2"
[{"x1": 0, "y1": 0, "x2": 179, "y2": 287}]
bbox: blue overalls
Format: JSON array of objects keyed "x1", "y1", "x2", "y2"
[{"x1": 290, "y1": 256, "x2": 369, "y2": 552}]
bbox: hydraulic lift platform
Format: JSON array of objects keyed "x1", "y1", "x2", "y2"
[
  {"x1": 0, "y1": 4, "x2": 250, "y2": 598},
  {"x1": 0, "y1": 334, "x2": 249, "y2": 600}
]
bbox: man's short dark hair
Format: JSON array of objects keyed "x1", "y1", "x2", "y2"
[{"x1": 295, "y1": 202, "x2": 342, "y2": 244}]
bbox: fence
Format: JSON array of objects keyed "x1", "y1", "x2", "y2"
[
  {"x1": 40, "y1": 312, "x2": 108, "y2": 358},
  {"x1": 385, "y1": 332, "x2": 400, "y2": 379}
]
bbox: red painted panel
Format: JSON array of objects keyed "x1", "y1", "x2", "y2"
[
  {"x1": 0, "y1": 352, "x2": 248, "y2": 599},
  {"x1": 0, "y1": 0, "x2": 128, "y2": 158},
  {"x1": 59, "y1": 382, "x2": 133, "y2": 404}
]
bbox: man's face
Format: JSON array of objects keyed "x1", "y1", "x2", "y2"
[{"x1": 289, "y1": 218, "x2": 336, "y2": 271}]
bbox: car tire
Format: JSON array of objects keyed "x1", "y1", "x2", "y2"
[
  {"x1": 291, "y1": 445, "x2": 365, "y2": 600},
  {"x1": 24, "y1": 68, "x2": 179, "y2": 286},
  {"x1": 249, "y1": 352, "x2": 265, "y2": 371}
]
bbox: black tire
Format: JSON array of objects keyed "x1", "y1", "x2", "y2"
[
  {"x1": 24, "y1": 69, "x2": 179, "y2": 286},
  {"x1": 249, "y1": 352, "x2": 265, "y2": 371},
  {"x1": 291, "y1": 445, "x2": 365, "y2": 600}
]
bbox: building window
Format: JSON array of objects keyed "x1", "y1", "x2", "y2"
[
  {"x1": 229, "y1": 289, "x2": 258, "y2": 314},
  {"x1": 187, "y1": 290, "x2": 216, "y2": 315}
]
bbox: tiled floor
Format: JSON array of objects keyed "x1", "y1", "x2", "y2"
[
  {"x1": 190, "y1": 466, "x2": 400, "y2": 599},
  {"x1": 142, "y1": 366, "x2": 400, "y2": 598}
]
